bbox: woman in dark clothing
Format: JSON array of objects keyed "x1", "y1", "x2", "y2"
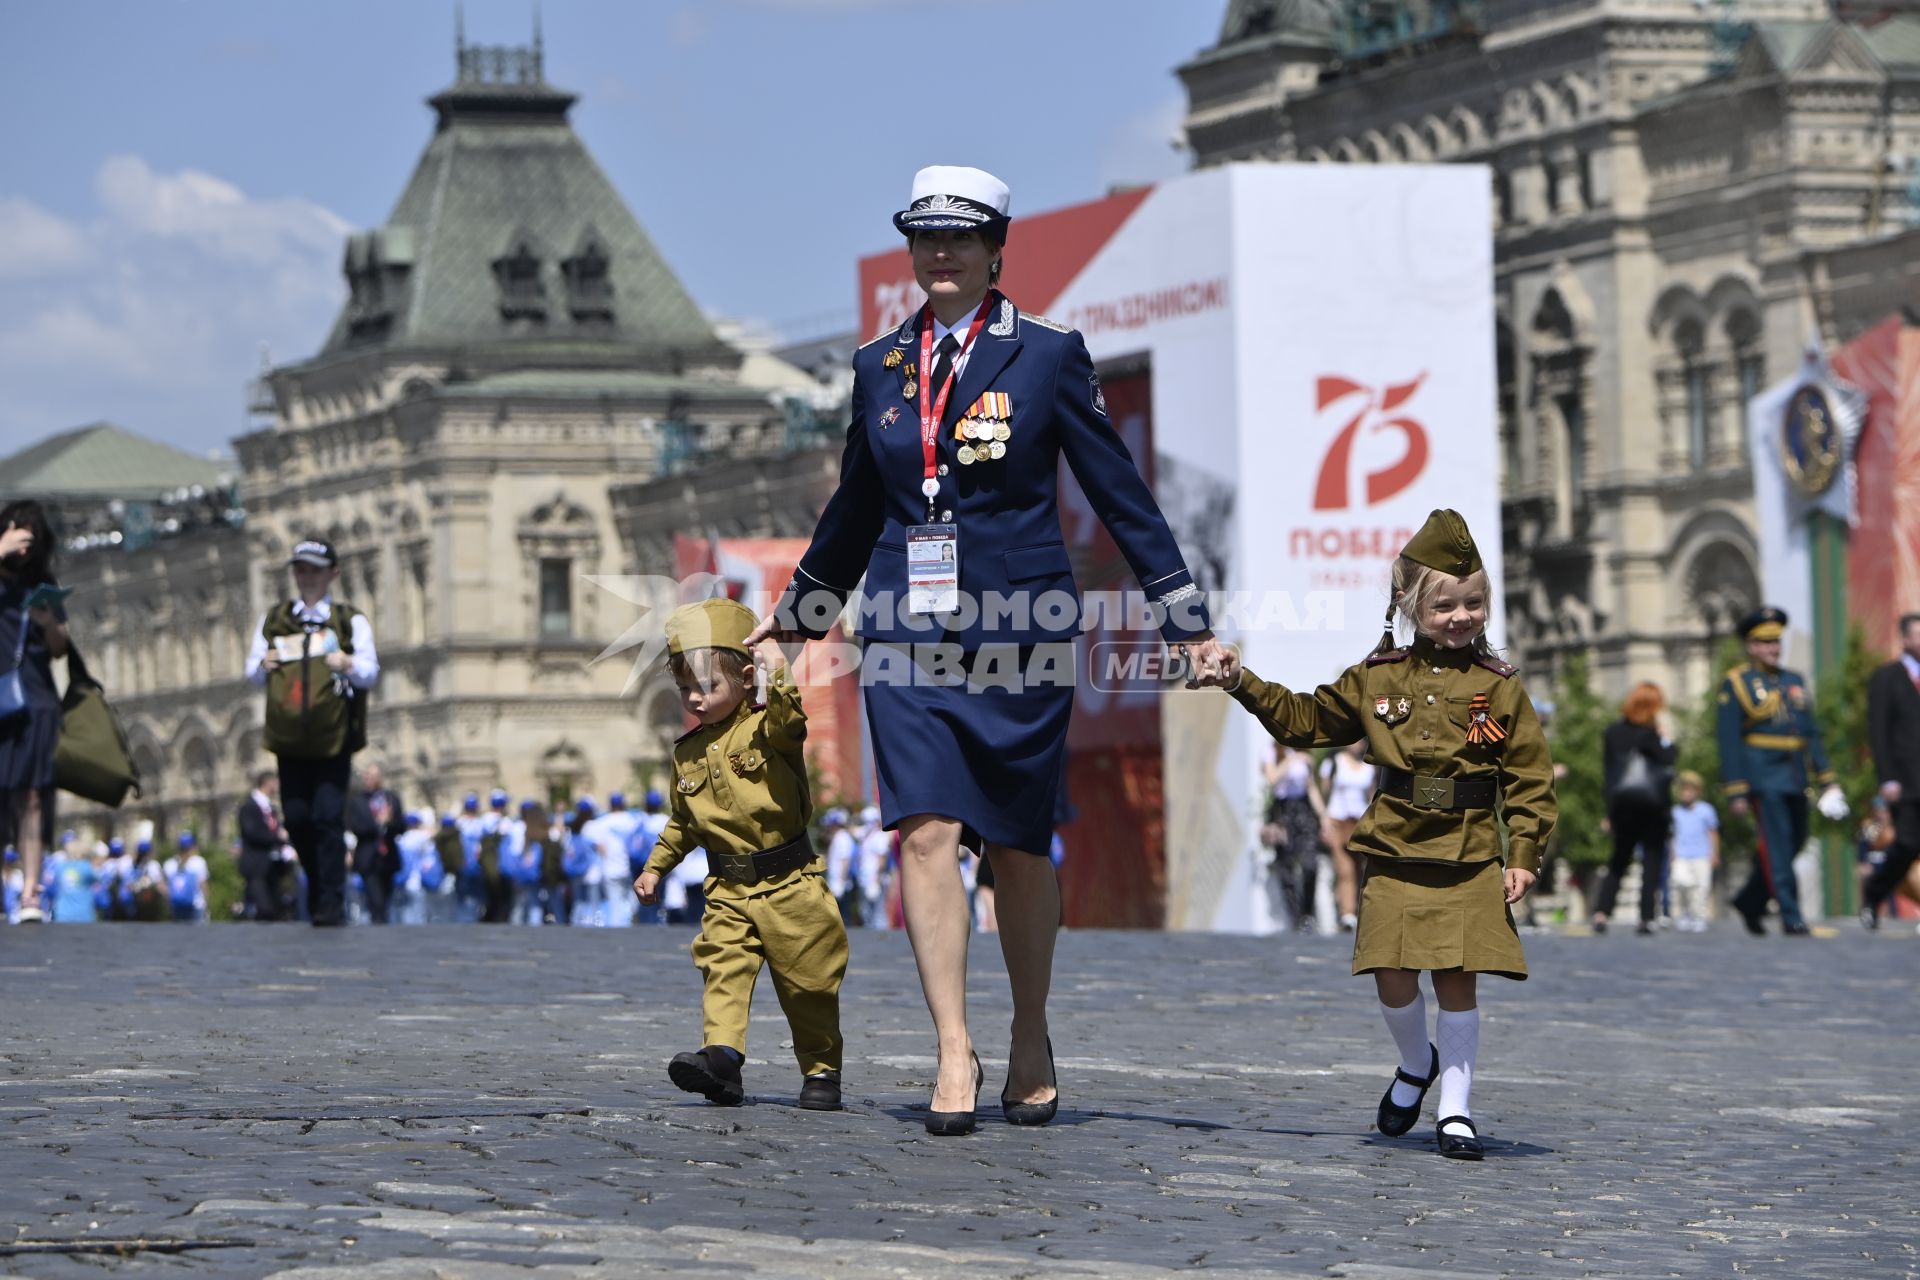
[
  {"x1": 0, "y1": 501, "x2": 71, "y2": 924},
  {"x1": 1592, "y1": 681, "x2": 1678, "y2": 934}
]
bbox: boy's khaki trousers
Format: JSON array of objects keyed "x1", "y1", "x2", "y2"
[{"x1": 691, "y1": 872, "x2": 848, "y2": 1076}]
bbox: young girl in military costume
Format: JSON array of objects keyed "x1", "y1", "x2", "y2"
[
  {"x1": 634, "y1": 598, "x2": 849, "y2": 1112},
  {"x1": 1211, "y1": 510, "x2": 1556, "y2": 1158}
]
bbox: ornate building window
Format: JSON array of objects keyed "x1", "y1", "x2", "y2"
[
  {"x1": 563, "y1": 229, "x2": 615, "y2": 324},
  {"x1": 1529, "y1": 285, "x2": 1592, "y2": 540},
  {"x1": 492, "y1": 232, "x2": 547, "y2": 321},
  {"x1": 1728, "y1": 309, "x2": 1764, "y2": 458},
  {"x1": 518, "y1": 493, "x2": 600, "y2": 643},
  {"x1": 539, "y1": 558, "x2": 573, "y2": 638},
  {"x1": 1676, "y1": 319, "x2": 1709, "y2": 470}
]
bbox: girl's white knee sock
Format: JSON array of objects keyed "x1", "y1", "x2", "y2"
[{"x1": 1435, "y1": 1006, "x2": 1479, "y2": 1136}]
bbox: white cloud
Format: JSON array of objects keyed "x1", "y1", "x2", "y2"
[
  {"x1": 0, "y1": 157, "x2": 350, "y2": 456},
  {"x1": 0, "y1": 197, "x2": 91, "y2": 278}
]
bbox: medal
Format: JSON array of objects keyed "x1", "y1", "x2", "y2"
[
  {"x1": 880, "y1": 406, "x2": 900, "y2": 429},
  {"x1": 1396, "y1": 697, "x2": 1411, "y2": 718},
  {"x1": 993, "y1": 422, "x2": 1011, "y2": 441},
  {"x1": 883, "y1": 350, "x2": 904, "y2": 370},
  {"x1": 988, "y1": 441, "x2": 1006, "y2": 460},
  {"x1": 1374, "y1": 696, "x2": 1393, "y2": 722},
  {"x1": 903, "y1": 379, "x2": 917, "y2": 400},
  {"x1": 957, "y1": 444, "x2": 978, "y2": 465}
]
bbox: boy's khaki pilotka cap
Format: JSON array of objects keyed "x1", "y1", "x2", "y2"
[
  {"x1": 665, "y1": 598, "x2": 758, "y2": 657},
  {"x1": 1400, "y1": 509, "x2": 1483, "y2": 577}
]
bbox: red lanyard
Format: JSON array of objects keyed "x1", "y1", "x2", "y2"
[{"x1": 918, "y1": 294, "x2": 995, "y2": 498}]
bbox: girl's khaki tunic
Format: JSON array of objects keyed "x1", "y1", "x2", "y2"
[{"x1": 1230, "y1": 636, "x2": 1557, "y2": 979}]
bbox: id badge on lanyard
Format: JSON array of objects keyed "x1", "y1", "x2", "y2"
[
  {"x1": 906, "y1": 523, "x2": 960, "y2": 616},
  {"x1": 905, "y1": 295, "x2": 993, "y2": 617}
]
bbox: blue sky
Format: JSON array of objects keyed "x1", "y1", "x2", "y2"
[{"x1": 0, "y1": 0, "x2": 1223, "y2": 457}]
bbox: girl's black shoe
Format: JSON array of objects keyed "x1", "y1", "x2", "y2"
[
  {"x1": 1002, "y1": 1037, "x2": 1059, "y2": 1126},
  {"x1": 1436, "y1": 1115, "x2": 1484, "y2": 1160},
  {"x1": 1376, "y1": 1043, "x2": 1438, "y2": 1137},
  {"x1": 925, "y1": 1051, "x2": 983, "y2": 1136}
]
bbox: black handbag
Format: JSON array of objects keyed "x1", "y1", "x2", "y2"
[{"x1": 54, "y1": 644, "x2": 141, "y2": 808}]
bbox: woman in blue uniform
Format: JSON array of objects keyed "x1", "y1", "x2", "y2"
[
  {"x1": 755, "y1": 167, "x2": 1226, "y2": 1134},
  {"x1": 0, "y1": 500, "x2": 71, "y2": 924}
]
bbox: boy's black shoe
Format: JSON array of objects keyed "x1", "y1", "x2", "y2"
[
  {"x1": 1736, "y1": 902, "x2": 1766, "y2": 935},
  {"x1": 669, "y1": 1047, "x2": 744, "y2": 1106},
  {"x1": 798, "y1": 1071, "x2": 842, "y2": 1111}
]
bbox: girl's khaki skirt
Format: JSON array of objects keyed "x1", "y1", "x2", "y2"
[{"x1": 1352, "y1": 856, "x2": 1527, "y2": 980}]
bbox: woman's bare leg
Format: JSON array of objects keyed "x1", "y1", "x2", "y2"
[
  {"x1": 1329, "y1": 818, "x2": 1359, "y2": 920},
  {"x1": 14, "y1": 788, "x2": 44, "y2": 910},
  {"x1": 897, "y1": 815, "x2": 976, "y2": 1110}
]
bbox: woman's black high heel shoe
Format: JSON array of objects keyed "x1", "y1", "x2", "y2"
[
  {"x1": 1002, "y1": 1036, "x2": 1059, "y2": 1126},
  {"x1": 925, "y1": 1051, "x2": 984, "y2": 1136}
]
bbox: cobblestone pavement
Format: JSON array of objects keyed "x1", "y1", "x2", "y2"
[{"x1": 0, "y1": 921, "x2": 1913, "y2": 1278}]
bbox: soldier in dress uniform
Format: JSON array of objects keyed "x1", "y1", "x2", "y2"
[
  {"x1": 1203, "y1": 510, "x2": 1556, "y2": 1160},
  {"x1": 1716, "y1": 606, "x2": 1850, "y2": 935},
  {"x1": 634, "y1": 598, "x2": 848, "y2": 1112},
  {"x1": 754, "y1": 165, "x2": 1228, "y2": 1135}
]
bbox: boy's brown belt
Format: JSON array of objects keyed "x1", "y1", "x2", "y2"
[
  {"x1": 707, "y1": 832, "x2": 816, "y2": 885},
  {"x1": 1381, "y1": 769, "x2": 1496, "y2": 810}
]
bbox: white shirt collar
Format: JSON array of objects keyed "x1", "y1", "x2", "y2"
[
  {"x1": 251, "y1": 789, "x2": 273, "y2": 811},
  {"x1": 1902, "y1": 652, "x2": 1920, "y2": 682},
  {"x1": 291, "y1": 594, "x2": 333, "y2": 622}
]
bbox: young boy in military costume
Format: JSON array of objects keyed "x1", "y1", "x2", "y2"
[
  {"x1": 1715, "y1": 606, "x2": 1850, "y2": 936},
  {"x1": 634, "y1": 598, "x2": 849, "y2": 1111},
  {"x1": 1205, "y1": 510, "x2": 1556, "y2": 1159}
]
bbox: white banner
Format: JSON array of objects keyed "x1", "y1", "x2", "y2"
[{"x1": 1054, "y1": 165, "x2": 1499, "y2": 932}]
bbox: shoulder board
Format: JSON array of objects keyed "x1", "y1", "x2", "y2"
[
  {"x1": 861, "y1": 313, "x2": 919, "y2": 350},
  {"x1": 1365, "y1": 648, "x2": 1409, "y2": 666},
  {"x1": 1474, "y1": 654, "x2": 1517, "y2": 679},
  {"x1": 1022, "y1": 312, "x2": 1071, "y2": 334}
]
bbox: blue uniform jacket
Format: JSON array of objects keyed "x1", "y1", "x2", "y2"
[
  {"x1": 778, "y1": 295, "x2": 1209, "y2": 649},
  {"x1": 1716, "y1": 663, "x2": 1837, "y2": 798}
]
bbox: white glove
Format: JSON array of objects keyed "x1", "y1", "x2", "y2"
[{"x1": 1816, "y1": 784, "x2": 1850, "y2": 822}]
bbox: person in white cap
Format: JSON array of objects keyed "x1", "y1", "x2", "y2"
[
  {"x1": 755, "y1": 165, "x2": 1231, "y2": 1135},
  {"x1": 243, "y1": 537, "x2": 380, "y2": 927}
]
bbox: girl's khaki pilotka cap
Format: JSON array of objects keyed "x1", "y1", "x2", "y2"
[
  {"x1": 1400, "y1": 509, "x2": 1483, "y2": 577},
  {"x1": 665, "y1": 598, "x2": 758, "y2": 657}
]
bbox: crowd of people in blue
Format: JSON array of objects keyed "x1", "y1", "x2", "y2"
[{"x1": 0, "y1": 783, "x2": 967, "y2": 930}]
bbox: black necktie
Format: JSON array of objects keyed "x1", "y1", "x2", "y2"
[{"x1": 930, "y1": 333, "x2": 961, "y2": 397}]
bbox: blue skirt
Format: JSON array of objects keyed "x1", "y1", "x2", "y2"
[{"x1": 861, "y1": 642, "x2": 1073, "y2": 856}]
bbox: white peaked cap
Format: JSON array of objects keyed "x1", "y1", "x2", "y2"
[{"x1": 894, "y1": 165, "x2": 1012, "y2": 235}]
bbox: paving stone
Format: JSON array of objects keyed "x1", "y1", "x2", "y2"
[{"x1": 0, "y1": 924, "x2": 1912, "y2": 1277}]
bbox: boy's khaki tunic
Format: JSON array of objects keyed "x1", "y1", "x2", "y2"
[
  {"x1": 644, "y1": 666, "x2": 848, "y2": 1075},
  {"x1": 1231, "y1": 636, "x2": 1557, "y2": 978}
]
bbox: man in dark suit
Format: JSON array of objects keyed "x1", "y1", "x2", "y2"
[
  {"x1": 1863, "y1": 612, "x2": 1920, "y2": 928},
  {"x1": 347, "y1": 763, "x2": 406, "y2": 925},
  {"x1": 236, "y1": 769, "x2": 287, "y2": 922}
]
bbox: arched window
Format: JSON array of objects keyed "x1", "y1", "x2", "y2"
[
  {"x1": 1676, "y1": 318, "x2": 1709, "y2": 469},
  {"x1": 1727, "y1": 309, "x2": 1765, "y2": 456}
]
